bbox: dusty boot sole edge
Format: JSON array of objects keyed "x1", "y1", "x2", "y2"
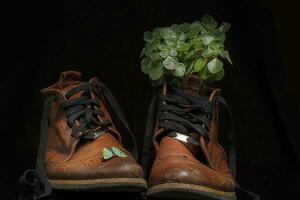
[
  {"x1": 48, "y1": 177, "x2": 147, "y2": 192},
  {"x1": 147, "y1": 183, "x2": 236, "y2": 200}
]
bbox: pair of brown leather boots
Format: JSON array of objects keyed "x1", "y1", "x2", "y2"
[{"x1": 20, "y1": 71, "x2": 258, "y2": 200}]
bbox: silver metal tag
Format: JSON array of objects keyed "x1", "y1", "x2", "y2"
[
  {"x1": 83, "y1": 130, "x2": 106, "y2": 140},
  {"x1": 172, "y1": 132, "x2": 200, "y2": 146}
]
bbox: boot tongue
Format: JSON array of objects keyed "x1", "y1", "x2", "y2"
[
  {"x1": 58, "y1": 71, "x2": 85, "y2": 99},
  {"x1": 182, "y1": 75, "x2": 202, "y2": 96},
  {"x1": 59, "y1": 71, "x2": 81, "y2": 82}
]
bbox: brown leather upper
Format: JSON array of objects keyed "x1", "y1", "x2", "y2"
[
  {"x1": 41, "y1": 71, "x2": 143, "y2": 180},
  {"x1": 148, "y1": 76, "x2": 235, "y2": 192}
]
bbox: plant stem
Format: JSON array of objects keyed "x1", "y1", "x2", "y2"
[{"x1": 163, "y1": 81, "x2": 167, "y2": 95}]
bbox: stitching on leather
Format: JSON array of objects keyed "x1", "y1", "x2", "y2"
[{"x1": 45, "y1": 154, "x2": 103, "y2": 168}]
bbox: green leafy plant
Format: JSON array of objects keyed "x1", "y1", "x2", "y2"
[{"x1": 140, "y1": 15, "x2": 232, "y2": 87}]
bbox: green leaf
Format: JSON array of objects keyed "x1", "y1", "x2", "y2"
[
  {"x1": 143, "y1": 31, "x2": 153, "y2": 42},
  {"x1": 201, "y1": 49, "x2": 214, "y2": 57},
  {"x1": 169, "y1": 49, "x2": 177, "y2": 57},
  {"x1": 157, "y1": 43, "x2": 165, "y2": 50},
  {"x1": 202, "y1": 15, "x2": 213, "y2": 25},
  {"x1": 163, "y1": 57, "x2": 177, "y2": 70},
  {"x1": 207, "y1": 58, "x2": 223, "y2": 74},
  {"x1": 211, "y1": 42, "x2": 224, "y2": 50},
  {"x1": 151, "y1": 75, "x2": 165, "y2": 86},
  {"x1": 141, "y1": 57, "x2": 151, "y2": 74},
  {"x1": 219, "y1": 50, "x2": 233, "y2": 65},
  {"x1": 176, "y1": 42, "x2": 190, "y2": 51},
  {"x1": 194, "y1": 58, "x2": 206, "y2": 72},
  {"x1": 160, "y1": 27, "x2": 176, "y2": 39},
  {"x1": 214, "y1": 68, "x2": 225, "y2": 81},
  {"x1": 144, "y1": 40, "x2": 160, "y2": 56},
  {"x1": 202, "y1": 35, "x2": 214, "y2": 45},
  {"x1": 112, "y1": 146, "x2": 127, "y2": 158},
  {"x1": 178, "y1": 33, "x2": 187, "y2": 41},
  {"x1": 215, "y1": 33, "x2": 225, "y2": 42},
  {"x1": 153, "y1": 27, "x2": 163, "y2": 37},
  {"x1": 185, "y1": 29, "x2": 199, "y2": 38},
  {"x1": 171, "y1": 24, "x2": 178, "y2": 30},
  {"x1": 173, "y1": 63, "x2": 186, "y2": 77},
  {"x1": 150, "y1": 52, "x2": 161, "y2": 62},
  {"x1": 199, "y1": 66, "x2": 211, "y2": 80},
  {"x1": 184, "y1": 49, "x2": 197, "y2": 60},
  {"x1": 201, "y1": 29, "x2": 209, "y2": 36},
  {"x1": 144, "y1": 48, "x2": 152, "y2": 56},
  {"x1": 202, "y1": 15, "x2": 217, "y2": 29},
  {"x1": 176, "y1": 23, "x2": 190, "y2": 33},
  {"x1": 103, "y1": 148, "x2": 113, "y2": 160},
  {"x1": 190, "y1": 38, "x2": 203, "y2": 48},
  {"x1": 149, "y1": 62, "x2": 164, "y2": 80},
  {"x1": 140, "y1": 48, "x2": 145, "y2": 58},
  {"x1": 165, "y1": 38, "x2": 177, "y2": 45},
  {"x1": 190, "y1": 21, "x2": 203, "y2": 31},
  {"x1": 218, "y1": 23, "x2": 231, "y2": 33},
  {"x1": 160, "y1": 51, "x2": 169, "y2": 58}
]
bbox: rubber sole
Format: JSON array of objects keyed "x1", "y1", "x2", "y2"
[
  {"x1": 147, "y1": 183, "x2": 236, "y2": 200},
  {"x1": 49, "y1": 178, "x2": 147, "y2": 192}
]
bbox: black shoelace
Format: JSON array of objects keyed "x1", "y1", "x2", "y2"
[
  {"x1": 60, "y1": 83, "x2": 112, "y2": 139},
  {"x1": 19, "y1": 82, "x2": 137, "y2": 200},
  {"x1": 142, "y1": 87, "x2": 260, "y2": 200},
  {"x1": 158, "y1": 87, "x2": 213, "y2": 142}
]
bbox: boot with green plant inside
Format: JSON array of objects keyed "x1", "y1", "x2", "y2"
[{"x1": 141, "y1": 15, "x2": 259, "y2": 200}]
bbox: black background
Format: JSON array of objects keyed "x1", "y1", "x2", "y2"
[{"x1": 1, "y1": 0, "x2": 300, "y2": 199}]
